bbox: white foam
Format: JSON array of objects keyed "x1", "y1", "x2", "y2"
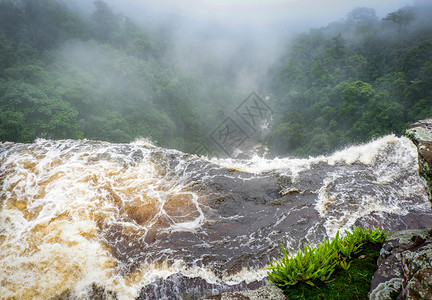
[
  {"x1": 0, "y1": 140, "x2": 212, "y2": 299},
  {"x1": 0, "y1": 135, "x2": 430, "y2": 298}
]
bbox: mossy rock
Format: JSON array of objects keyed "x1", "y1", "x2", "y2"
[
  {"x1": 406, "y1": 118, "x2": 432, "y2": 197},
  {"x1": 369, "y1": 228, "x2": 432, "y2": 299}
]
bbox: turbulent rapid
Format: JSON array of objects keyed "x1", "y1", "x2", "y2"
[{"x1": 0, "y1": 135, "x2": 431, "y2": 299}]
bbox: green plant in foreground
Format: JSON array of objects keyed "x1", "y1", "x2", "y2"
[
  {"x1": 339, "y1": 259, "x2": 351, "y2": 271},
  {"x1": 267, "y1": 227, "x2": 388, "y2": 290}
]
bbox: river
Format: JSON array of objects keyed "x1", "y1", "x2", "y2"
[{"x1": 0, "y1": 135, "x2": 430, "y2": 299}]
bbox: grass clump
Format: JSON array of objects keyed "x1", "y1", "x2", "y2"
[{"x1": 267, "y1": 227, "x2": 388, "y2": 299}]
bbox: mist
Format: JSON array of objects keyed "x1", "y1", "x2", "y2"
[
  {"x1": 68, "y1": 0, "x2": 414, "y2": 95},
  {"x1": 1, "y1": 0, "x2": 429, "y2": 157}
]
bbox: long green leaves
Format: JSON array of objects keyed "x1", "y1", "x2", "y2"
[{"x1": 267, "y1": 227, "x2": 388, "y2": 289}]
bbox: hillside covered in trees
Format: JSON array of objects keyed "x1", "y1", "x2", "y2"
[
  {"x1": 1, "y1": 0, "x2": 432, "y2": 157},
  {"x1": 0, "y1": 0, "x2": 233, "y2": 153},
  {"x1": 267, "y1": 3, "x2": 432, "y2": 156}
]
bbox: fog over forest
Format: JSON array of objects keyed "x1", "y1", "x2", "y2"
[
  {"x1": 1, "y1": 0, "x2": 431, "y2": 157},
  {"x1": 70, "y1": 0, "x2": 414, "y2": 92}
]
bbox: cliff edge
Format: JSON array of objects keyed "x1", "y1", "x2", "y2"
[
  {"x1": 369, "y1": 118, "x2": 432, "y2": 299},
  {"x1": 407, "y1": 118, "x2": 432, "y2": 198}
]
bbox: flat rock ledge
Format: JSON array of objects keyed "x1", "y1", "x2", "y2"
[
  {"x1": 406, "y1": 118, "x2": 432, "y2": 198},
  {"x1": 369, "y1": 228, "x2": 432, "y2": 299},
  {"x1": 204, "y1": 284, "x2": 287, "y2": 300}
]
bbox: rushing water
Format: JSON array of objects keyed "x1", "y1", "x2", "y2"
[{"x1": 0, "y1": 135, "x2": 431, "y2": 299}]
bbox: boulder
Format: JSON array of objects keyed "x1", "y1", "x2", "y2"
[
  {"x1": 370, "y1": 120, "x2": 432, "y2": 299},
  {"x1": 204, "y1": 284, "x2": 287, "y2": 300},
  {"x1": 369, "y1": 229, "x2": 432, "y2": 299},
  {"x1": 406, "y1": 118, "x2": 432, "y2": 197}
]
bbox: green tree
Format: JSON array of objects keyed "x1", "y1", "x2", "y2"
[
  {"x1": 268, "y1": 112, "x2": 305, "y2": 155},
  {"x1": 383, "y1": 8, "x2": 415, "y2": 48},
  {"x1": 347, "y1": 7, "x2": 378, "y2": 24},
  {"x1": 0, "y1": 35, "x2": 15, "y2": 72},
  {"x1": 0, "y1": 0, "x2": 23, "y2": 39},
  {"x1": 339, "y1": 81, "x2": 375, "y2": 124},
  {"x1": 21, "y1": 0, "x2": 86, "y2": 49},
  {"x1": 0, "y1": 79, "x2": 81, "y2": 141},
  {"x1": 91, "y1": 0, "x2": 120, "y2": 42}
]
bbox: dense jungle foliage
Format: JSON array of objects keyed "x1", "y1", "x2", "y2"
[
  {"x1": 0, "y1": 0, "x2": 232, "y2": 153},
  {"x1": 267, "y1": 4, "x2": 432, "y2": 156},
  {"x1": 0, "y1": 0, "x2": 432, "y2": 157}
]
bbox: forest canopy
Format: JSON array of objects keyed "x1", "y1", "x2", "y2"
[
  {"x1": 267, "y1": 3, "x2": 432, "y2": 156},
  {"x1": 1, "y1": 0, "x2": 432, "y2": 157}
]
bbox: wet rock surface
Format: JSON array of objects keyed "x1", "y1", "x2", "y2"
[
  {"x1": 204, "y1": 284, "x2": 287, "y2": 300},
  {"x1": 138, "y1": 273, "x2": 266, "y2": 300},
  {"x1": 407, "y1": 118, "x2": 432, "y2": 197},
  {"x1": 1, "y1": 137, "x2": 431, "y2": 299},
  {"x1": 370, "y1": 119, "x2": 432, "y2": 299},
  {"x1": 369, "y1": 229, "x2": 432, "y2": 299}
]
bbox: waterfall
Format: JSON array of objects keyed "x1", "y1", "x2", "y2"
[{"x1": 1, "y1": 135, "x2": 430, "y2": 299}]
